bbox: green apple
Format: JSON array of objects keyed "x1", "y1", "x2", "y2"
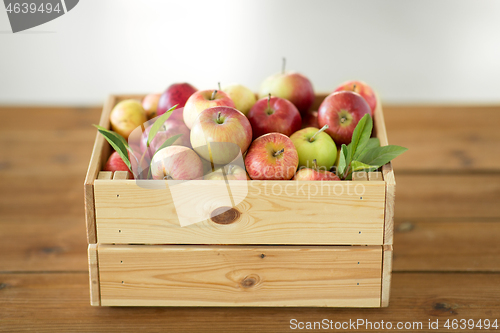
[
  {"x1": 290, "y1": 125, "x2": 337, "y2": 170},
  {"x1": 222, "y1": 84, "x2": 256, "y2": 116}
]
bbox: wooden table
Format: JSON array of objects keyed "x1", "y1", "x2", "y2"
[{"x1": 1, "y1": 105, "x2": 499, "y2": 332}]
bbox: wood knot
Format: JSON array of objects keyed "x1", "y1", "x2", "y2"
[
  {"x1": 240, "y1": 274, "x2": 259, "y2": 288},
  {"x1": 429, "y1": 302, "x2": 459, "y2": 316},
  {"x1": 210, "y1": 207, "x2": 240, "y2": 225}
]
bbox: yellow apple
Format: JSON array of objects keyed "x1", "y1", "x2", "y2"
[
  {"x1": 109, "y1": 99, "x2": 147, "y2": 140},
  {"x1": 222, "y1": 84, "x2": 256, "y2": 116}
]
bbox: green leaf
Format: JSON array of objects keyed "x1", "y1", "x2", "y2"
[
  {"x1": 147, "y1": 134, "x2": 183, "y2": 179},
  {"x1": 147, "y1": 105, "x2": 178, "y2": 148},
  {"x1": 364, "y1": 137, "x2": 380, "y2": 150},
  {"x1": 356, "y1": 137, "x2": 380, "y2": 161},
  {"x1": 351, "y1": 160, "x2": 378, "y2": 172},
  {"x1": 93, "y1": 125, "x2": 132, "y2": 171},
  {"x1": 350, "y1": 114, "x2": 373, "y2": 160},
  {"x1": 358, "y1": 145, "x2": 408, "y2": 168},
  {"x1": 337, "y1": 144, "x2": 347, "y2": 177}
]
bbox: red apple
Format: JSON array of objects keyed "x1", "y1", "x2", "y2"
[
  {"x1": 142, "y1": 93, "x2": 161, "y2": 119},
  {"x1": 190, "y1": 106, "x2": 252, "y2": 165},
  {"x1": 103, "y1": 151, "x2": 133, "y2": 179},
  {"x1": 140, "y1": 119, "x2": 191, "y2": 157},
  {"x1": 183, "y1": 90, "x2": 235, "y2": 129},
  {"x1": 247, "y1": 95, "x2": 302, "y2": 140},
  {"x1": 157, "y1": 83, "x2": 197, "y2": 117},
  {"x1": 293, "y1": 160, "x2": 340, "y2": 181},
  {"x1": 204, "y1": 164, "x2": 248, "y2": 180},
  {"x1": 318, "y1": 91, "x2": 371, "y2": 145},
  {"x1": 150, "y1": 146, "x2": 203, "y2": 180},
  {"x1": 259, "y1": 61, "x2": 314, "y2": 116},
  {"x1": 334, "y1": 80, "x2": 377, "y2": 116},
  {"x1": 245, "y1": 133, "x2": 299, "y2": 180}
]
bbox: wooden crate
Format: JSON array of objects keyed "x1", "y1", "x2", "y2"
[{"x1": 84, "y1": 94, "x2": 395, "y2": 307}]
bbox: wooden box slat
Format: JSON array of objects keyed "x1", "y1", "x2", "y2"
[
  {"x1": 94, "y1": 179, "x2": 386, "y2": 245},
  {"x1": 98, "y1": 244, "x2": 383, "y2": 307}
]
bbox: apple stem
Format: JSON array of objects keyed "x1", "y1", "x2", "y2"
[
  {"x1": 353, "y1": 83, "x2": 357, "y2": 91},
  {"x1": 218, "y1": 82, "x2": 221, "y2": 91},
  {"x1": 310, "y1": 124, "x2": 329, "y2": 142},
  {"x1": 312, "y1": 159, "x2": 318, "y2": 170},
  {"x1": 340, "y1": 116, "x2": 347, "y2": 124},
  {"x1": 282, "y1": 57, "x2": 286, "y2": 74},
  {"x1": 217, "y1": 111, "x2": 222, "y2": 124},
  {"x1": 273, "y1": 148, "x2": 285, "y2": 157},
  {"x1": 211, "y1": 90, "x2": 217, "y2": 101}
]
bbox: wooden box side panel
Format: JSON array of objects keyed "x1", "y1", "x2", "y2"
[
  {"x1": 88, "y1": 244, "x2": 101, "y2": 306},
  {"x1": 98, "y1": 245, "x2": 383, "y2": 307},
  {"x1": 94, "y1": 179, "x2": 386, "y2": 245},
  {"x1": 381, "y1": 245, "x2": 393, "y2": 307},
  {"x1": 84, "y1": 95, "x2": 116, "y2": 244}
]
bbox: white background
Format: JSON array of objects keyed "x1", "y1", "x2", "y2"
[{"x1": 0, "y1": 0, "x2": 499, "y2": 105}]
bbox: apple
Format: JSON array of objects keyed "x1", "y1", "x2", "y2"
[
  {"x1": 157, "y1": 83, "x2": 197, "y2": 117},
  {"x1": 142, "y1": 93, "x2": 161, "y2": 119},
  {"x1": 150, "y1": 145, "x2": 203, "y2": 180},
  {"x1": 293, "y1": 160, "x2": 340, "y2": 181},
  {"x1": 317, "y1": 91, "x2": 371, "y2": 145},
  {"x1": 109, "y1": 99, "x2": 147, "y2": 140},
  {"x1": 247, "y1": 95, "x2": 302, "y2": 140},
  {"x1": 222, "y1": 84, "x2": 256, "y2": 116},
  {"x1": 204, "y1": 164, "x2": 248, "y2": 180},
  {"x1": 244, "y1": 133, "x2": 299, "y2": 180},
  {"x1": 140, "y1": 119, "x2": 192, "y2": 156},
  {"x1": 334, "y1": 80, "x2": 377, "y2": 116},
  {"x1": 103, "y1": 151, "x2": 133, "y2": 179},
  {"x1": 290, "y1": 125, "x2": 337, "y2": 170},
  {"x1": 258, "y1": 60, "x2": 314, "y2": 116},
  {"x1": 183, "y1": 89, "x2": 235, "y2": 129},
  {"x1": 190, "y1": 106, "x2": 252, "y2": 165}
]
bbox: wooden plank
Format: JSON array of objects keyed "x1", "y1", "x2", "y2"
[
  {"x1": 87, "y1": 244, "x2": 100, "y2": 306},
  {"x1": 382, "y1": 163, "x2": 396, "y2": 245},
  {"x1": 1, "y1": 272, "x2": 500, "y2": 331},
  {"x1": 368, "y1": 171, "x2": 382, "y2": 181},
  {"x1": 84, "y1": 95, "x2": 116, "y2": 244},
  {"x1": 383, "y1": 105, "x2": 500, "y2": 172},
  {"x1": 352, "y1": 172, "x2": 368, "y2": 181},
  {"x1": 396, "y1": 174, "x2": 500, "y2": 219},
  {"x1": 112, "y1": 171, "x2": 130, "y2": 180},
  {"x1": 94, "y1": 180, "x2": 386, "y2": 245},
  {"x1": 98, "y1": 244, "x2": 382, "y2": 307},
  {"x1": 98, "y1": 171, "x2": 113, "y2": 180},
  {"x1": 0, "y1": 216, "x2": 88, "y2": 272},
  {"x1": 381, "y1": 245, "x2": 393, "y2": 307},
  {"x1": 394, "y1": 219, "x2": 500, "y2": 272}
]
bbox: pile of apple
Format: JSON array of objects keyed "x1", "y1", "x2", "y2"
[{"x1": 101, "y1": 64, "x2": 392, "y2": 182}]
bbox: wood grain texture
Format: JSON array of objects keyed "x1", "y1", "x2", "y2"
[
  {"x1": 88, "y1": 244, "x2": 100, "y2": 306},
  {"x1": 98, "y1": 245, "x2": 382, "y2": 307},
  {"x1": 352, "y1": 172, "x2": 368, "y2": 181},
  {"x1": 396, "y1": 174, "x2": 500, "y2": 219},
  {"x1": 383, "y1": 105, "x2": 500, "y2": 172},
  {"x1": 382, "y1": 163, "x2": 396, "y2": 245},
  {"x1": 381, "y1": 245, "x2": 393, "y2": 307},
  {"x1": 112, "y1": 171, "x2": 130, "y2": 180},
  {"x1": 98, "y1": 171, "x2": 113, "y2": 180},
  {"x1": 393, "y1": 219, "x2": 500, "y2": 272},
  {"x1": 1, "y1": 272, "x2": 500, "y2": 332},
  {"x1": 94, "y1": 179, "x2": 386, "y2": 245},
  {"x1": 84, "y1": 96, "x2": 115, "y2": 244}
]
